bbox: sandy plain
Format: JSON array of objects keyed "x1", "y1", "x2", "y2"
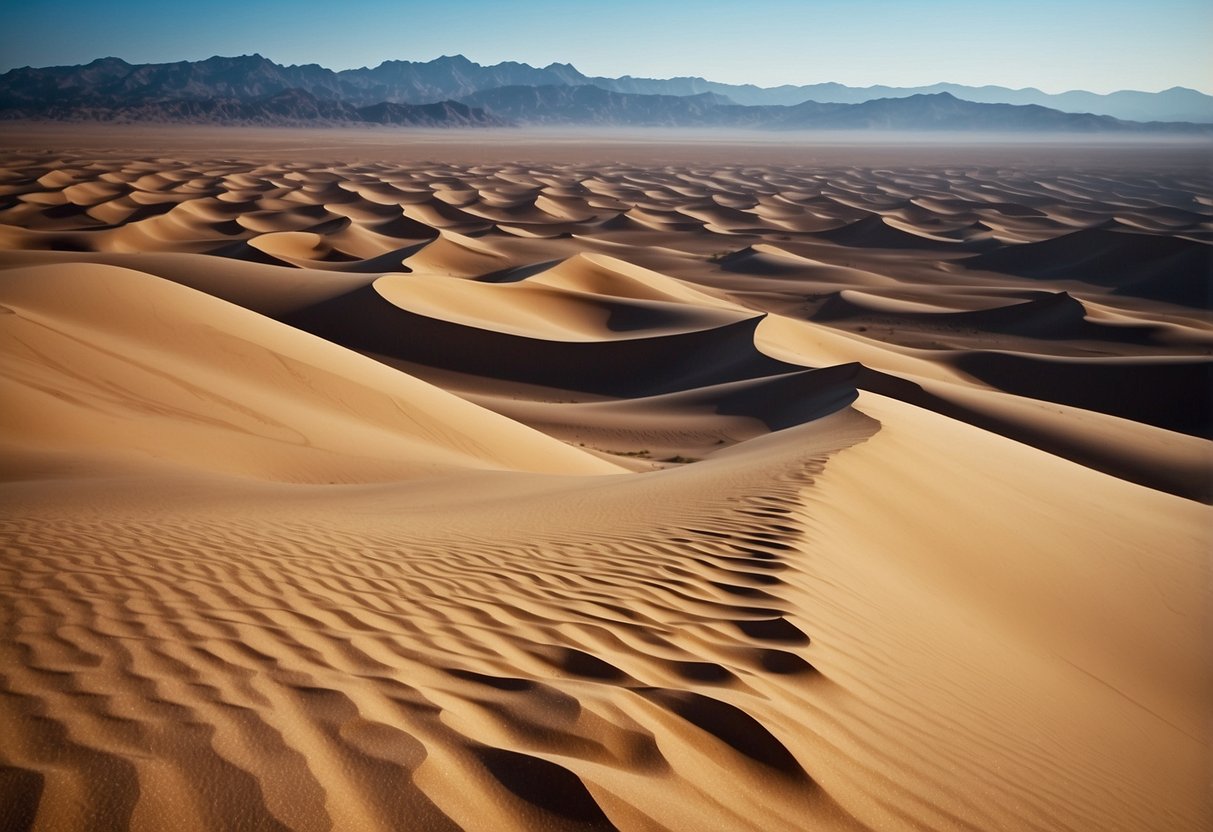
[{"x1": 0, "y1": 125, "x2": 1210, "y2": 832}]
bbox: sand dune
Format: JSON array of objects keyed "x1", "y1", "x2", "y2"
[
  {"x1": 0, "y1": 263, "x2": 618, "y2": 481},
  {"x1": 287, "y1": 280, "x2": 797, "y2": 398},
  {"x1": 0, "y1": 133, "x2": 1210, "y2": 832},
  {"x1": 965, "y1": 225, "x2": 1212, "y2": 306}
]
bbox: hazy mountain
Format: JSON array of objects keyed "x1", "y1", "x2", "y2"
[
  {"x1": 2, "y1": 55, "x2": 1209, "y2": 131},
  {"x1": 459, "y1": 86, "x2": 735, "y2": 125},
  {"x1": 355, "y1": 99, "x2": 503, "y2": 126},
  {"x1": 0, "y1": 84, "x2": 504, "y2": 127},
  {"x1": 461, "y1": 86, "x2": 1207, "y2": 132},
  {"x1": 3, "y1": 54, "x2": 1210, "y2": 123},
  {"x1": 884, "y1": 84, "x2": 1213, "y2": 124},
  {"x1": 588, "y1": 76, "x2": 1213, "y2": 124},
  {"x1": 768, "y1": 93, "x2": 1161, "y2": 131}
]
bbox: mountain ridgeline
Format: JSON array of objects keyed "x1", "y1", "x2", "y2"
[{"x1": 2, "y1": 54, "x2": 1210, "y2": 131}]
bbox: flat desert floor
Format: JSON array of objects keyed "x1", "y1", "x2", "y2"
[{"x1": 1, "y1": 127, "x2": 1210, "y2": 832}]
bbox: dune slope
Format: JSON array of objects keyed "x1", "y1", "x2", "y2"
[{"x1": 1, "y1": 140, "x2": 1210, "y2": 832}]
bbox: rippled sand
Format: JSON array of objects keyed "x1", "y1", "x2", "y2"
[{"x1": 1, "y1": 128, "x2": 1210, "y2": 832}]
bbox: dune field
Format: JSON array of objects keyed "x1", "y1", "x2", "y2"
[{"x1": 0, "y1": 127, "x2": 1210, "y2": 831}]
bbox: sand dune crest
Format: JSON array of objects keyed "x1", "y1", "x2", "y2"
[{"x1": 0, "y1": 263, "x2": 620, "y2": 480}]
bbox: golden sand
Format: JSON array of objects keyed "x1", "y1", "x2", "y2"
[{"x1": 1, "y1": 127, "x2": 1210, "y2": 831}]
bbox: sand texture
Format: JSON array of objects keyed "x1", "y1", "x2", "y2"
[{"x1": 1, "y1": 131, "x2": 1210, "y2": 831}]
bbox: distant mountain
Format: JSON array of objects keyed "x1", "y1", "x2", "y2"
[
  {"x1": 340, "y1": 55, "x2": 589, "y2": 105},
  {"x1": 1, "y1": 55, "x2": 1209, "y2": 131},
  {"x1": 459, "y1": 86, "x2": 736, "y2": 126},
  {"x1": 0, "y1": 54, "x2": 575, "y2": 110},
  {"x1": 868, "y1": 84, "x2": 1213, "y2": 125},
  {"x1": 3, "y1": 54, "x2": 1211, "y2": 124},
  {"x1": 460, "y1": 86, "x2": 1207, "y2": 132},
  {"x1": 766, "y1": 93, "x2": 1174, "y2": 131},
  {"x1": 355, "y1": 99, "x2": 503, "y2": 126},
  {"x1": 587, "y1": 77, "x2": 1213, "y2": 124},
  {"x1": 0, "y1": 84, "x2": 504, "y2": 127},
  {"x1": 0, "y1": 55, "x2": 348, "y2": 105}
]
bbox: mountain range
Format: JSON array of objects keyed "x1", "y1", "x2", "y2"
[
  {"x1": 458, "y1": 85, "x2": 1187, "y2": 131},
  {"x1": 2, "y1": 54, "x2": 1211, "y2": 131}
]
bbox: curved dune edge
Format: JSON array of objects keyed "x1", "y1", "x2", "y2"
[
  {"x1": 286, "y1": 280, "x2": 800, "y2": 399},
  {"x1": 794, "y1": 393, "x2": 1210, "y2": 832},
  {"x1": 527, "y1": 252, "x2": 742, "y2": 310},
  {"x1": 0, "y1": 247, "x2": 378, "y2": 316},
  {"x1": 0, "y1": 263, "x2": 621, "y2": 481},
  {"x1": 372, "y1": 271, "x2": 753, "y2": 342}
]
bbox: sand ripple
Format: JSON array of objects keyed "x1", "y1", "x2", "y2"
[{"x1": 1, "y1": 145, "x2": 1210, "y2": 831}]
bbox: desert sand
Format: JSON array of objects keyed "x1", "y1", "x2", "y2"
[{"x1": 0, "y1": 126, "x2": 1210, "y2": 832}]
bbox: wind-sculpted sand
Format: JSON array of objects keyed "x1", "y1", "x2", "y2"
[{"x1": 1, "y1": 133, "x2": 1210, "y2": 831}]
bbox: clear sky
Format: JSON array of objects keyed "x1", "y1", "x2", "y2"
[{"x1": 2, "y1": 0, "x2": 1210, "y2": 94}]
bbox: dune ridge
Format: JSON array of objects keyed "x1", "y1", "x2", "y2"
[{"x1": 1, "y1": 136, "x2": 1210, "y2": 831}]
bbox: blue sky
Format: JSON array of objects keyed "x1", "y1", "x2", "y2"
[{"x1": 2, "y1": 0, "x2": 1210, "y2": 93}]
